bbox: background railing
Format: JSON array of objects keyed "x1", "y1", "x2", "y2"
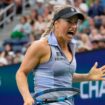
[
  {"x1": 0, "y1": 3, "x2": 16, "y2": 28},
  {"x1": 22, "y1": 0, "x2": 31, "y2": 13},
  {"x1": 0, "y1": 0, "x2": 33, "y2": 29}
]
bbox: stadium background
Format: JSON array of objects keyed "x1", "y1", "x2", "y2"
[{"x1": 0, "y1": 0, "x2": 105, "y2": 105}]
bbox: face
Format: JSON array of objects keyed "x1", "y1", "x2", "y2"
[
  {"x1": 20, "y1": 16, "x2": 26, "y2": 24},
  {"x1": 54, "y1": 15, "x2": 78, "y2": 42}
]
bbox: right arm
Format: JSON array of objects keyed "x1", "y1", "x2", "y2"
[{"x1": 16, "y1": 41, "x2": 46, "y2": 105}]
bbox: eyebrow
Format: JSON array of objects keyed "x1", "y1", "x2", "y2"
[{"x1": 63, "y1": 18, "x2": 78, "y2": 23}]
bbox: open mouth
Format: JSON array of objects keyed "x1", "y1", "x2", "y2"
[{"x1": 67, "y1": 31, "x2": 74, "y2": 36}]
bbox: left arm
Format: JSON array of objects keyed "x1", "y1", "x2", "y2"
[
  {"x1": 73, "y1": 73, "x2": 90, "y2": 82},
  {"x1": 73, "y1": 62, "x2": 105, "y2": 82}
]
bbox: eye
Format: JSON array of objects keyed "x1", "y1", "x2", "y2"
[
  {"x1": 64, "y1": 19, "x2": 78, "y2": 24},
  {"x1": 66, "y1": 20, "x2": 72, "y2": 23},
  {"x1": 68, "y1": 20, "x2": 78, "y2": 25}
]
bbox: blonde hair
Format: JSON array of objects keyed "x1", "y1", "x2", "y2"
[{"x1": 41, "y1": 5, "x2": 74, "y2": 37}]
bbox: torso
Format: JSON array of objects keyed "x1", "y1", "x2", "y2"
[{"x1": 33, "y1": 33, "x2": 76, "y2": 105}]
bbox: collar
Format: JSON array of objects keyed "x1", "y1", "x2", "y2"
[
  {"x1": 47, "y1": 32, "x2": 76, "y2": 47},
  {"x1": 47, "y1": 32, "x2": 58, "y2": 46}
]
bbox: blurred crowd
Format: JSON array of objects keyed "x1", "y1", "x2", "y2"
[
  {"x1": 0, "y1": 0, "x2": 105, "y2": 66},
  {"x1": 0, "y1": 0, "x2": 23, "y2": 14}
]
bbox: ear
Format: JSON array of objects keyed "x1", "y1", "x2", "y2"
[
  {"x1": 54, "y1": 20, "x2": 58, "y2": 28},
  {"x1": 54, "y1": 20, "x2": 58, "y2": 24}
]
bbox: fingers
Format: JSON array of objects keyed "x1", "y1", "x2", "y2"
[
  {"x1": 100, "y1": 71, "x2": 105, "y2": 80},
  {"x1": 100, "y1": 77, "x2": 105, "y2": 81},
  {"x1": 24, "y1": 99, "x2": 35, "y2": 105},
  {"x1": 24, "y1": 102, "x2": 34, "y2": 105},
  {"x1": 92, "y1": 62, "x2": 98, "y2": 69},
  {"x1": 102, "y1": 73, "x2": 105, "y2": 76},
  {"x1": 102, "y1": 69, "x2": 105, "y2": 74},
  {"x1": 100, "y1": 65, "x2": 105, "y2": 71},
  {"x1": 94, "y1": 63, "x2": 105, "y2": 71}
]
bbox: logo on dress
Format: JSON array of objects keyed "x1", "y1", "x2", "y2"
[{"x1": 55, "y1": 52, "x2": 64, "y2": 60}]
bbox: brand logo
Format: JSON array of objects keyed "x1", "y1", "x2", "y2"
[{"x1": 55, "y1": 52, "x2": 64, "y2": 60}]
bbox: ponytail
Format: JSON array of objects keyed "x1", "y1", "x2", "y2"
[{"x1": 41, "y1": 20, "x2": 54, "y2": 37}]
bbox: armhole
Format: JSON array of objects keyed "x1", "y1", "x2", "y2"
[
  {"x1": 48, "y1": 45, "x2": 53, "y2": 62},
  {"x1": 47, "y1": 44, "x2": 58, "y2": 63}
]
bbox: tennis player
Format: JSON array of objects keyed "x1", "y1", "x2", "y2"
[{"x1": 16, "y1": 5, "x2": 105, "y2": 105}]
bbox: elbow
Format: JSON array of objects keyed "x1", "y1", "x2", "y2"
[
  {"x1": 16, "y1": 70, "x2": 24, "y2": 81},
  {"x1": 16, "y1": 69, "x2": 27, "y2": 81},
  {"x1": 16, "y1": 70, "x2": 21, "y2": 82}
]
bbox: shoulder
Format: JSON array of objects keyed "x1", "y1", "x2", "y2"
[
  {"x1": 27, "y1": 38, "x2": 50, "y2": 58},
  {"x1": 31, "y1": 38, "x2": 49, "y2": 50}
]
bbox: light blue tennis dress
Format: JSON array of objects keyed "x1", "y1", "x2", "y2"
[{"x1": 33, "y1": 32, "x2": 77, "y2": 105}]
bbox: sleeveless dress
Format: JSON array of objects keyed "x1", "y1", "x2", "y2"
[{"x1": 33, "y1": 32, "x2": 77, "y2": 105}]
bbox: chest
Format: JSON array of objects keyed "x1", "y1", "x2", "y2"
[
  {"x1": 62, "y1": 49, "x2": 73, "y2": 63},
  {"x1": 51, "y1": 46, "x2": 76, "y2": 76}
]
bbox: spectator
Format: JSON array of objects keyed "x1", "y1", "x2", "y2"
[
  {"x1": 100, "y1": 25, "x2": 105, "y2": 38},
  {"x1": 43, "y1": 5, "x2": 52, "y2": 23},
  {"x1": 13, "y1": 50, "x2": 24, "y2": 64},
  {"x1": 88, "y1": 0, "x2": 104, "y2": 18},
  {"x1": 0, "y1": 57, "x2": 8, "y2": 66},
  {"x1": 100, "y1": 0, "x2": 105, "y2": 10},
  {"x1": 76, "y1": 33, "x2": 92, "y2": 52},
  {"x1": 11, "y1": 16, "x2": 32, "y2": 38},
  {"x1": 0, "y1": 1, "x2": 5, "y2": 9},
  {"x1": 94, "y1": 16, "x2": 102, "y2": 29},
  {"x1": 1, "y1": 42, "x2": 13, "y2": 57},
  {"x1": 0, "y1": 48, "x2": 4, "y2": 56},
  {"x1": 15, "y1": 0, "x2": 22, "y2": 14},
  {"x1": 6, "y1": 51, "x2": 15, "y2": 65},
  {"x1": 80, "y1": 33, "x2": 92, "y2": 49},
  {"x1": 34, "y1": 15, "x2": 47, "y2": 37},
  {"x1": 91, "y1": 38, "x2": 105, "y2": 50},
  {"x1": 35, "y1": 0, "x2": 45, "y2": 16},
  {"x1": 30, "y1": 9, "x2": 38, "y2": 21},
  {"x1": 0, "y1": 42, "x2": 15, "y2": 65},
  {"x1": 89, "y1": 27, "x2": 102, "y2": 41}
]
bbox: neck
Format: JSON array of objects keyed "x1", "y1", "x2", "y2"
[{"x1": 54, "y1": 31, "x2": 68, "y2": 50}]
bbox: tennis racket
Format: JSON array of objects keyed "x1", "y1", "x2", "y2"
[{"x1": 32, "y1": 87, "x2": 80, "y2": 105}]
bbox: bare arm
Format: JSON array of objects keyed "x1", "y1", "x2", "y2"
[
  {"x1": 16, "y1": 40, "x2": 47, "y2": 105},
  {"x1": 73, "y1": 73, "x2": 89, "y2": 82},
  {"x1": 73, "y1": 62, "x2": 105, "y2": 82}
]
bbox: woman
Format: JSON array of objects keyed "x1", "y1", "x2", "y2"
[{"x1": 16, "y1": 5, "x2": 105, "y2": 105}]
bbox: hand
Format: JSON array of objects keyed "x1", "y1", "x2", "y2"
[
  {"x1": 88, "y1": 62, "x2": 105, "y2": 81},
  {"x1": 24, "y1": 96, "x2": 35, "y2": 105}
]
